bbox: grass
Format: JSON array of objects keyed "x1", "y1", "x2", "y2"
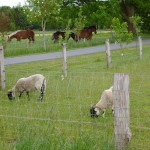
[
  {"x1": 1, "y1": 30, "x2": 126, "y2": 57},
  {"x1": 0, "y1": 42, "x2": 150, "y2": 149},
  {"x1": 3, "y1": 30, "x2": 150, "y2": 58}
]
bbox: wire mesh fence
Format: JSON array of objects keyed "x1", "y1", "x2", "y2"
[{"x1": 0, "y1": 41, "x2": 150, "y2": 149}]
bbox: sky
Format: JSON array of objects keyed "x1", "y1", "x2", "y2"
[{"x1": 0, "y1": 0, "x2": 26, "y2": 7}]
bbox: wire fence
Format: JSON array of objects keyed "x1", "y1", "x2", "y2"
[{"x1": 0, "y1": 40, "x2": 150, "y2": 150}]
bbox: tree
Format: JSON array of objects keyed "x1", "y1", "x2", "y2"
[
  {"x1": 74, "y1": 8, "x2": 87, "y2": 41},
  {"x1": 111, "y1": 17, "x2": 133, "y2": 56},
  {"x1": 12, "y1": 6, "x2": 29, "y2": 30},
  {"x1": 25, "y1": 0, "x2": 62, "y2": 50},
  {"x1": 0, "y1": 6, "x2": 16, "y2": 31},
  {"x1": 0, "y1": 12, "x2": 11, "y2": 47},
  {"x1": 120, "y1": 0, "x2": 136, "y2": 34},
  {"x1": 120, "y1": 0, "x2": 150, "y2": 34}
]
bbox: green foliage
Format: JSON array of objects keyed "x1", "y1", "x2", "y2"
[
  {"x1": 111, "y1": 17, "x2": 133, "y2": 52},
  {"x1": 25, "y1": 0, "x2": 61, "y2": 23},
  {"x1": 0, "y1": 12, "x2": 11, "y2": 47},
  {"x1": 0, "y1": 12, "x2": 11, "y2": 33},
  {"x1": 129, "y1": 15, "x2": 142, "y2": 36},
  {"x1": 0, "y1": 0, "x2": 150, "y2": 32},
  {"x1": 12, "y1": 6, "x2": 29, "y2": 30},
  {"x1": 64, "y1": 19, "x2": 72, "y2": 43},
  {"x1": 25, "y1": 0, "x2": 62, "y2": 49},
  {"x1": 74, "y1": 8, "x2": 87, "y2": 35}
]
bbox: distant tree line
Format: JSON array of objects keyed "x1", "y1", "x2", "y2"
[{"x1": 0, "y1": 0, "x2": 150, "y2": 33}]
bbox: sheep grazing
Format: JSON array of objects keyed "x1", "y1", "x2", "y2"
[
  {"x1": 7, "y1": 74, "x2": 46, "y2": 101},
  {"x1": 90, "y1": 86, "x2": 113, "y2": 118}
]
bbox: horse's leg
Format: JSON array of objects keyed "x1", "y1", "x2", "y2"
[
  {"x1": 28, "y1": 37, "x2": 31, "y2": 43},
  {"x1": 31, "y1": 36, "x2": 34, "y2": 43},
  {"x1": 17, "y1": 38, "x2": 21, "y2": 41}
]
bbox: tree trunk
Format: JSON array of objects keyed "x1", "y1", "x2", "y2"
[
  {"x1": 120, "y1": 0, "x2": 136, "y2": 35},
  {"x1": 42, "y1": 19, "x2": 47, "y2": 50}
]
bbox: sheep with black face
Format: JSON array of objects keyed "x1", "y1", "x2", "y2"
[
  {"x1": 7, "y1": 74, "x2": 46, "y2": 101},
  {"x1": 90, "y1": 86, "x2": 114, "y2": 118}
]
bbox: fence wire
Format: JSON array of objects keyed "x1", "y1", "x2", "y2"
[{"x1": 0, "y1": 42, "x2": 150, "y2": 150}]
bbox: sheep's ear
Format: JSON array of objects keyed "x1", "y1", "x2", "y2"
[
  {"x1": 8, "y1": 89, "x2": 12, "y2": 93},
  {"x1": 94, "y1": 105, "x2": 102, "y2": 111}
]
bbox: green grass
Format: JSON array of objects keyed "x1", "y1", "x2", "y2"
[
  {"x1": 0, "y1": 44, "x2": 150, "y2": 150},
  {"x1": 3, "y1": 30, "x2": 150, "y2": 58},
  {"x1": 2, "y1": 30, "x2": 120, "y2": 57}
]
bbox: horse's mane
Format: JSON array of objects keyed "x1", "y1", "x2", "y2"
[
  {"x1": 8, "y1": 30, "x2": 21, "y2": 38},
  {"x1": 54, "y1": 31, "x2": 65, "y2": 34},
  {"x1": 84, "y1": 25, "x2": 96, "y2": 30}
]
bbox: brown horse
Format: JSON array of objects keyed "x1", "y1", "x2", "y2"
[
  {"x1": 78, "y1": 25, "x2": 97, "y2": 41},
  {"x1": 52, "y1": 31, "x2": 77, "y2": 43},
  {"x1": 8, "y1": 30, "x2": 35, "y2": 43}
]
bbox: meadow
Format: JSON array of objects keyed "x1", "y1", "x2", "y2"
[
  {"x1": 3, "y1": 30, "x2": 150, "y2": 58},
  {"x1": 0, "y1": 41, "x2": 150, "y2": 150},
  {"x1": 4, "y1": 30, "x2": 149, "y2": 57}
]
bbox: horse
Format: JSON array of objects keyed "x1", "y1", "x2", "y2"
[
  {"x1": 83, "y1": 25, "x2": 97, "y2": 33},
  {"x1": 51, "y1": 31, "x2": 65, "y2": 42},
  {"x1": 52, "y1": 31, "x2": 77, "y2": 43},
  {"x1": 8, "y1": 30, "x2": 35, "y2": 43},
  {"x1": 77, "y1": 25, "x2": 97, "y2": 41}
]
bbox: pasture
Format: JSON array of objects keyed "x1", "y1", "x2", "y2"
[
  {"x1": 4, "y1": 30, "x2": 118, "y2": 57},
  {"x1": 0, "y1": 44, "x2": 150, "y2": 150}
]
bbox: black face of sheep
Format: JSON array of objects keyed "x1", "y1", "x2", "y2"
[
  {"x1": 7, "y1": 91, "x2": 15, "y2": 100},
  {"x1": 90, "y1": 106, "x2": 99, "y2": 118}
]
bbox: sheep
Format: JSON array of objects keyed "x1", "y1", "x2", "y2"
[
  {"x1": 7, "y1": 74, "x2": 46, "y2": 101},
  {"x1": 90, "y1": 86, "x2": 114, "y2": 118}
]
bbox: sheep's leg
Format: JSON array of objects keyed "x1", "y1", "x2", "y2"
[
  {"x1": 102, "y1": 109, "x2": 106, "y2": 118},
  {"x1": 26, "y1": 91, "x2": 30, "y2": 101},
  {"x1": 112, "y1": 105, "x2": 114, "y2": 117},
  {"x1": 38, "y1": 82, "x2": 45, "y2": 102},
  {"x1": 39, "y1": 91, "x2": 44, "y2": 102},
  {"x1": 19, "y1": 91, "x2": 23, "y2": 99}
]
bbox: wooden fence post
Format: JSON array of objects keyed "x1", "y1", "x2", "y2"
[
  {"x1": 62, "y1": 43, "x2": 67, "y2": 79},
  {"x1": 138, "y1": 36, "x2": 142, "y2": 60},
  {"x1": 0, "y1": 46, "x2": 5, "y2": 90},
  {"x1": 113, "y1": 73, "x2": 132, "y2": 150},
  {"x1": 105, "y1": 39, "x2": 112, "y2": 68}
]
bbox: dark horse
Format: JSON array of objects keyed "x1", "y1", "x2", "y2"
[
  {"x1": 78, "y1": 25, "x2": 97, "y2": 41},
  {"x1": 8, "y1": 30, "x2": 35, "y2": 43},
  {"x1": 52, "y1": 31, "x2": 77, "y2": 43}
]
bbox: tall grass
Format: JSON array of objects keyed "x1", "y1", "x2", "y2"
[
  {"x1": 2, "y1": 30, "x2": 150, "y2": 58},
  {"x1": 0, "y1": 45, "x2": 150, "y2": 150},
  {"x1": 3, "y1": 30, "x2": 114, "y2": 57}
]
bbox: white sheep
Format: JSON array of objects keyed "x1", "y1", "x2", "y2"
[
  {"x1": 7, "y1": 74, "x2": 46, "y2": 101},
  {"x1": 90, "y1": 86, "x2": 114, "y2": 118}
]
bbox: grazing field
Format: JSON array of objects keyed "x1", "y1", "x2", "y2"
[
  {"x1": 3, "y1": 30, "x2": 150, "y2": 58},
  {"x1": 0, "y1": 44, "x2": 150, "y2": 150},
  {"x1": 3, "y1": 30, "x2": 125, "y2": 57}
]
